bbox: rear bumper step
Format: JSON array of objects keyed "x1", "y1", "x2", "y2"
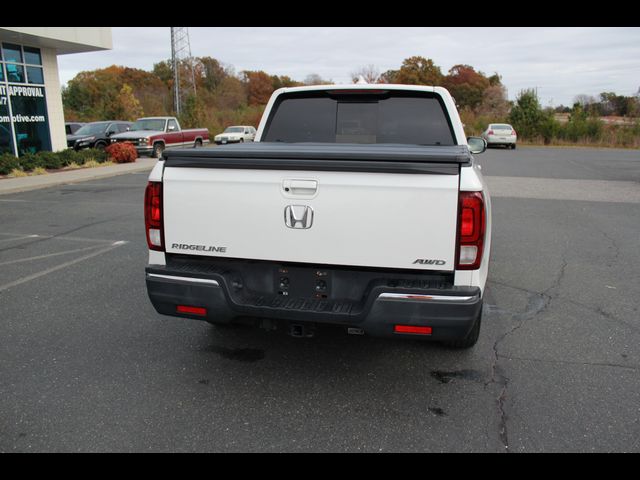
[{"x1": 145, "y1": 262, "x2": 482, "y2": 341}]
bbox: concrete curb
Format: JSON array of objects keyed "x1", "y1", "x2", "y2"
[{"x1": 0, "y1": 158, "x2": 157, "y2": 196}]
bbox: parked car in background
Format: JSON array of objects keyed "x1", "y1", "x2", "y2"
[
  {"x1": 65, "y1": 122, "x2": 85, "y2": 136},
  {"x1": 67, "y1": 121, "x2": 132, "y2": 151},
  {"x1": 481, "y1": 123, "x2": 517, "y2": 149},
  {"x1": 110, "y1": 117, "x2": 210, "y2": 158},
  {"x1": 214, "y1": 126, "x2": 256, "y2": 145}
]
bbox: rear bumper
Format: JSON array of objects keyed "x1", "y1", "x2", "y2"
[
  {"x1": 485, "y1": 135, "x2": 516, "y2": 145},
  {"x1": 145, "y1": 267, "x2": 482, "y2": 341}
]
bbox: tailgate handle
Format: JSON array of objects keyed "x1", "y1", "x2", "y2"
[{"x1": 283, "y1": 179, "x2": 318, "y2": 195}]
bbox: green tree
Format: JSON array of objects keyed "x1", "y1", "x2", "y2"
[{"x1": 509, "y1": 89, "x2": 557, "y2": 142}]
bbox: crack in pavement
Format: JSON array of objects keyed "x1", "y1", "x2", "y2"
[{"x1": 487, "y1": 232, "x2": 572, "y2": 451}]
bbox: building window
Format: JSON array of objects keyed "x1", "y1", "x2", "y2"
[
  {"x1": 5, "y1": 63, "x2": 25, "y2": 83},
  {"x1": 26, "y1": 66, "x2": 44, "y2": 84},
  {"x1": 0, "y1": 43, "x2": 51, "y2": 156},
  {"x1": 2, "y1": 43, "x2": 23, "y2": 63},
  {"x1": 23, "y1": 47, "x2": 42, "y2": 66}
]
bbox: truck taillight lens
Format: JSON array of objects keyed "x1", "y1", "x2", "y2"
[
  {"x1": 456, "y1": 191, "x2": 485, "y2": 270},
  {"x1": 488, "y1": 130, "x2": 494, "y2": 135},
  {"x1": 144, "y1": 181, "x2": 164, "y2": 251}
]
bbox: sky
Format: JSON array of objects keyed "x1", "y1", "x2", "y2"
[{"x1": 57, "y1": 27, "x2": 640, "y2": 107}]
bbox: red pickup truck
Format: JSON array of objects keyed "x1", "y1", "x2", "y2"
[{"x1": 110, "y1": 116, "x2": 209, "y2": 158}]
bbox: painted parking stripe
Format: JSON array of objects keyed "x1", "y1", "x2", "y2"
[
  {"x1": 0, "y1": 241, "x2": 128, "y2": 266},
  {"x1": 0, "y1": 242, "x2": 126, "y2": 293}
]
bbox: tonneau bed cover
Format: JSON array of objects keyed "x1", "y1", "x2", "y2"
[{"x1": 163, "y1": 143, "x2": 471, "y2": 174}]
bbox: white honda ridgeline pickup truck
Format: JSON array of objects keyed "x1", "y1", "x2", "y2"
[{"x1": 144, "y1": 84, "x2": 491, "y2": 348}]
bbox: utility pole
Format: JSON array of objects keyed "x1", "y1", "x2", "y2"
[{"x1": 170, "y1": 27, "x2": 197, "y2": 117}]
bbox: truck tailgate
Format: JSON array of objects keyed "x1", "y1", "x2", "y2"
[{"x1": 162, "y1": 144, "x2": 466, "y2": 272}]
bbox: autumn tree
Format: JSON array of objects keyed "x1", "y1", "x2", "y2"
[
  {"x1": 243, "y1": 70, "x2": 274, "y2": 106},
  {"x1": 113, "y1": 83, "x2": 144, "y2": 120},
  {"x1": 63, "y1": 65, "x2": 167, "y2": 121},
  {"x1": 213, "y1": 76, "x2": 247, "y2": 110},
  {"x1": 378, "y1": 69, "x2": 398, "y2": 84},
  {"x1": 444, "y1": 64, "x2": 490, "y2": 110},
  {"x1": 271, "y1": 75, "x2": 302, "y2": 90},
  {"x1": 197, "y1": 57, "x2": 227, "y2": 92},
  {"x1": 393, "y1": 56, "x2": 444, "y2": 86}
]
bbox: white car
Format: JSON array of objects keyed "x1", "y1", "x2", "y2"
[
  {"x1": 214, "y1": 126, "x2": 256, "y2": 145},
  {"x1": 481, "y1": 123, "x2": 517, "y2": 149}
]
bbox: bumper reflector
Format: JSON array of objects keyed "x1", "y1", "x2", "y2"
[
  {"x1": 177, "y1": 305, "x2": 207, "y2": 316},
  {"x1": 394, "y1": 325, "x2": 433, "y2": 335}
]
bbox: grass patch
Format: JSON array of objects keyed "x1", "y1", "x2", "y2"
[
  {"x1": 7, "y1": 168, "x2": 28, "y2": 178},
  {"x1": 82, "y1": 159, "x2": 114, "y2": 168},
  {"x1": 65, "y1": 162, "x2": 82, "y2": 170},
  {"x1": 30, "y1": 167, "x2": 48, "y2": 176}
]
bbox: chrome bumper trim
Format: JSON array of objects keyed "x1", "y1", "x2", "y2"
[
  {"x1": 147, "y1": 273, "x2": 220, "y2": 286},
  {"x1": 378, "y1": 293, "x2": 476, "y2": 302}
]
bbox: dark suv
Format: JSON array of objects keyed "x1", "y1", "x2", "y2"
[{"x1": 67, "y1": 121, "x2": 132, "y2": 151}]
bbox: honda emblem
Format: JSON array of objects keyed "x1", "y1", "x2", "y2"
[{"x1": 284, "y1": 205, "x2": 314, "y2": 229}]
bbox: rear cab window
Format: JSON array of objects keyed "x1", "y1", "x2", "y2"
[{"x1": 262, "y1": 90, "x2": 456, "y2": 146}]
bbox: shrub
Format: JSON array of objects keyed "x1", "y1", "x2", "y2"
[
  {"x1": 105, "y1": 142, "x2": 137, "y2": 163},
  {"x1": 77, "y1": 148, "x2": 108, "y2": 164},
  {"x1": 56, "y1": 148, "x2": 83, "y2": 167},
  {"x1": 0, "y1": 153, "x2": 21, "y2": 175},
  {"x1": 36, "y1": 151, "x2": 64, "y2": 170},
  {"x1": 17, "y1": 153, "x2": 44, "y2": 172}
]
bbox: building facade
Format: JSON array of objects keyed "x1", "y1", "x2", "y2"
[{"x1": 0, "y1": 27, "x2": 112, "y2": 156}]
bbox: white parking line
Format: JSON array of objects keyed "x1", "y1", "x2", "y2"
[
  {"x1": 0, "y1": 241, "x2": 127, "y2": 266},
  {"x1": 0, "y1": 234, "x2": 39, "y2": 243},
  {"x1": 0, "y1": 232, "x2": 127, "y2": 244},
  {"x1": 0, "y1": 242, "x2": 126, "y2": 293}
]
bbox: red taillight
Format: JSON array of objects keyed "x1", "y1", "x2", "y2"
[
  {"x1": 394, "y1": 325, "x2": 433, "y2": 335},
  {"x1": 456, "y1": 191, "x2": 485, "y2": 270},
  {"x1": 144, "y1": 182, "x2": 164, "y2": 251},
  {"x1": 177, "y1": 305, "x2": 207, "y2": 316},
  {"x1": 488, "y1": 130, "x2": 494, "y2": 135},
  {"x1": 511, "y1": 129, "x2": 517, "y2": 136}
]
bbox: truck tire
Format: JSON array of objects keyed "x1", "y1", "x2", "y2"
[
  {"x1": 94, "y1": 141, "x2": 107, "y2": 150},
  {"x1": 152, "y1": 143, "x2": 165, "y2": 159},
  {"x1": 442, "y1": 305, "x2": 482, "y2": 349},
  {"x1": 194, "y1": 139, "x2": 203, "y2": 148}
]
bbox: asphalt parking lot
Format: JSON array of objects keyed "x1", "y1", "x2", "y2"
[{"x1": 1, "y1": 145, "x2": 639, "y2": 452}]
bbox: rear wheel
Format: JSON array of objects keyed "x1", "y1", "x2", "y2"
[
  {"x1": 442, "y1": 305, "x2": 482, "y2": 349},
  {"x1": 194, "y1": 139, "x2": 203, "y2": 148}
]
